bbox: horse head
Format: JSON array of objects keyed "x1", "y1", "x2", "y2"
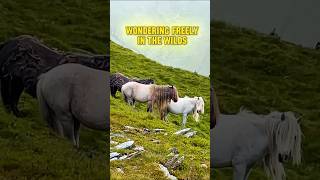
[
  {"x1": 168, "y1": 85, "x2": 178, "y2": 102},
  {"x1": 194, "y1": 96, "x2": 205, "y2": 114},
  {"x1": 19, "y1": 63, "x2": 42, "y2": 98},
  {"x1": 273, "y1": 112, "x2": 302, "y2": 165},
  {"x1": 146, "y1": 79, "x2": 155, "y2": 84}
]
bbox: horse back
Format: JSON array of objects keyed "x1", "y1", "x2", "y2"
[{"x1": 39, "y1": 63, "x2": 109, "y2": 130}]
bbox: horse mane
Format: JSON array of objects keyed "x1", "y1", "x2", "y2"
[
  {"x1": 192, "y1": 97, "x2": 204, "y2": 122},
  {"x1": 150, "y1": 85, "x2": 178, "y2": 119},
  {"x1": 263, "y1": 115, "x2": 286, "y2": 180},
  {"x1": 236, "y1": 109, "x2": 302, "y2": 180},
  {"x1": 264, "y1": 111, "x2": 301, "y2": 180}
]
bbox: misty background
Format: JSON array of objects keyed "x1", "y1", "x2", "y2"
[
  {"x1": 212, "y1": 0, "x2": 320, "y2": 48},
  {"x1": 111, "y1": 1, "x2": 210, "y2": 76}
]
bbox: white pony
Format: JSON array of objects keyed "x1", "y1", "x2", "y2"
[
  {"x1": 211, "y1": 109, "x2": 302, "y2": 180},
  {"x1": 166, "y1": 96, "x2": 204, "y2": 127}
]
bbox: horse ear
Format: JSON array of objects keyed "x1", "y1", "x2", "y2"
[{"x1": 281, "y1": 113, "x2": 285, "y2": 121}]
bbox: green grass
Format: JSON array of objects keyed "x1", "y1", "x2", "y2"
[
  {"x1": 110, "y1": 41, "x2": 210, "y2": 179},
  {"x1": 0, "y1": 0, "x2": 108, "y2": 179},
  {"x1": 212, "y1": 21, "x2": 320, "y2": 179}
]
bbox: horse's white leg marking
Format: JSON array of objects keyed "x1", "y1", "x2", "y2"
[{"x1": 182, "y1": 113, "x2": 187, "y2": 127}]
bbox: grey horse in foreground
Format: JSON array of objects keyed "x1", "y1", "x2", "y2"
[
  {"x1": 211, "y1": 109, "x2": 302, "y2": 180},
  {"x1": 37, "y1": 63, "x2": 109, "y2": 147}
]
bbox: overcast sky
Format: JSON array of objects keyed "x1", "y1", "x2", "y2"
[
  {"x1": 111, "y1": 1, "x2": 210, "y2": 76},
  {"x1": 212, "y1": 0, "x2": 320, "y2": 48}
]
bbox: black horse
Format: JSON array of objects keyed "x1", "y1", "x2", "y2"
[
  {"x1": 110, "y1": 72, "x2": 154, "y2": 98},
  {"x1": 0, "y1": 35, "x2": 109, "y2": 117}
]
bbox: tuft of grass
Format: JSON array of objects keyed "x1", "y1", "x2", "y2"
[
  {"x1": 110, "y1": 41, "x2": 210, "y2": 179},
  {"x1": 212, "y1": 20, "x2": 320, "y2": 179}
]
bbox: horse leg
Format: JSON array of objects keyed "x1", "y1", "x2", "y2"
[
  {"x1": 10, "y1": 76, "x2": 24, "y2": 117},
  {"x1": 232, "y1": 163, "x2": 248, "y2": 180},
  {"x1": 182, "y1": 113, "x2": 187, "y2": 127},
  {"x1": 123, "y1": 94, "x2": 128, "y2": 103},
  {"x1": 59, "y1": 113, "x2": 76, "y2": 146},
  {"x1": 73, "y1": 119, "x2": 81, "y2": 148},
  {"x1": 0, "y1": 77, "x2": 12, "y2": 112},
  {"x1": 127, "y1": 98, "x2": 132, "y2": 106},
  {"x1": 111, "y1": 86, "x2": 116, "y2": 98},
  {"x1": 147, "y1": 101, "x2": 153, "y2": 112},
  {"x1": 164, "y1": 111, "x2": 168, "y2": 121},
  {"x1": 244, "y1": 167, "x2": 252, "y2": 180},
  {"x1": 132, "y1": 99, "x2": 136, "y2": 107}
]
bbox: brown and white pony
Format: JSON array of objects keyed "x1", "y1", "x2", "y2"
[{"x1": 121, "y1": 81, "x2": 179, "y2": 120}]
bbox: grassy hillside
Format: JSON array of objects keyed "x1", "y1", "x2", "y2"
[
  {"x1": 0, "y1": 0, "x2": 108, "y2": 179},
  {"x1": 110, "y1": 41, "x2": 210, "y2": 179},
  {"x1": 212, "y1": 21, "x2": 320, "y2": 179}
]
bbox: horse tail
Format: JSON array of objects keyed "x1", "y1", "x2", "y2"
[
  {"x1": 37, "y1": 75, "x2": 55, "y2": 130},
  {"x1": 121, "y1": 85, "x2": 128, "y2": 103}
]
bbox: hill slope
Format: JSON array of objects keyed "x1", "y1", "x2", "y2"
[
  {"x1": 0, "y1": 0, "x2": 108, "y2": 179},
  {"x1": 212, "y1": 21, "x2": 320, "y2": 179},
  {"x1": 110, "y1": 41, "x2": 210, "y2": 179}
]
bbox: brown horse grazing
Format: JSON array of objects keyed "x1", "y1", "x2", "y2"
[
  {"x1": 121, "y1": 82, "x2": 179, "y2": 120},
  {"x1": 0, "y1": 35, "x2": 109, "y2": 117},
  {"x1": 37, "y1": 63, "x2": 109, "y2": 147},
  {"x1": 211, "y1": 84, "x2": 220, "y2": 129}
]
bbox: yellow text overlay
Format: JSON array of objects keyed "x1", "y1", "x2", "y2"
[{"x1": 125, "y1": 25, "x2": 199, "y2": 45}]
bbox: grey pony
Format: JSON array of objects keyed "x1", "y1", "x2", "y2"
[{"x1": 37, "y1": 63, "x2": 109, "y2": 147}]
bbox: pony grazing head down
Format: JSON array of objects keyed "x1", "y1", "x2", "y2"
[
  {"x1": 193, "y1": 97, "x2": 205, "y2": 122},
  {"x1": 151, "y1": 85, "x2": 179, "y2": 120},
  {"x1": 195, "y1": 97, "x2": 205, "y2": 114},
  {"x1": 263, "y1": 111, "x2": 302, "y2": 180}
]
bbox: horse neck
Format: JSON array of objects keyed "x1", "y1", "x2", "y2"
[{"x1": 238, "y1": 111, "x2": 268, "y2": 132}]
